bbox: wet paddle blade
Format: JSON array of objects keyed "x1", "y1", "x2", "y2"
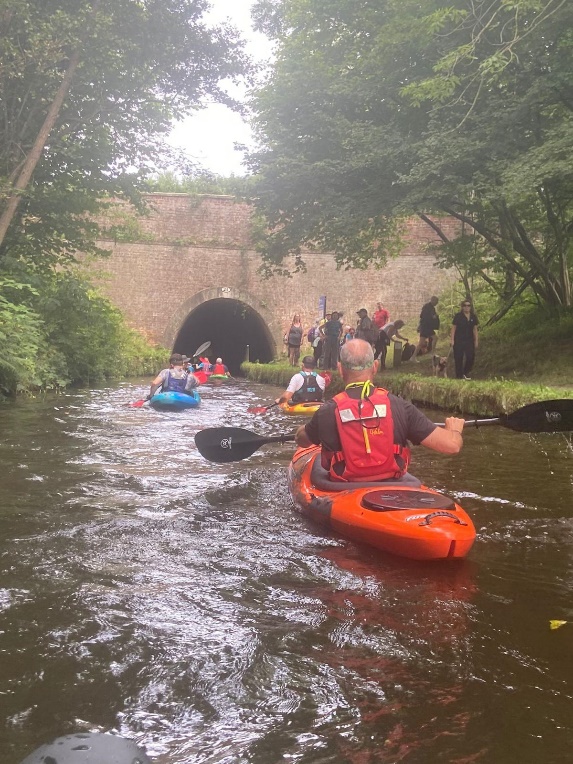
[
  {"x1": 501, "y1": 399, "x2": 573, "y2": 433},
  {"x1": 193, "y1": 341, "x2": 211, "y2": 358},
  {"x1": 195, "y1": 427, "x2": 295, "y2": 463},
  {"x1": 247, "y1": 401, "x2": 278, "y2": 415},
  {"x1": 128, "y1": 399, "x2": 147, "y2": 408}
]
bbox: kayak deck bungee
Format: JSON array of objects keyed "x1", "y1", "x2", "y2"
[
  {"x1": 288, "y1": 446, "x2": 476, "y2": 561},
  {"x1": 279, "y1": 401, "x2": 323, "y2": 416},
  {"x1": 149, "y1": 390, "x2": 201, "y2": 411}
]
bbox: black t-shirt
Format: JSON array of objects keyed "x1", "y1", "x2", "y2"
[
  {"x1": 419, "y1": 302, "x2": 440, "y2": 335},
  {"x1": 304, "y1": 385, "x2": 436, "y2": 453},
  {"x1": 452, "y1": 312, "x2": 479, "y2": 344}
]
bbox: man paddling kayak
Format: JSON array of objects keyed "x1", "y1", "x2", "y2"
[
  {"x1": 275, "y1": 355, "x2": 326, "y2": 407},
  {"x1": 149, "y1": 353, "x2": 200, "y2": 398},
  {"x1": 294, "y1": 339, "x2": 465, "y2": 481}
]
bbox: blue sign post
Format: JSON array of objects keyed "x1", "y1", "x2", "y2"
[{"x1": 318, "y1": 295, "x2": 327, "y2": 318}]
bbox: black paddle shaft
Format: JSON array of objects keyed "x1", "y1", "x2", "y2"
[
  {"x1": 436, "y1": 399, "x2": 573, "y2": 434},
  {"x1": 195, "y1": 427, "x2": 296, "y2": 463},
  {"x1": 195, "y1": 400, "x2": 573, "y2": 464}
]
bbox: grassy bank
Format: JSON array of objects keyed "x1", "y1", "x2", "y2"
[
  {"x1": 242, "y1": 306, "x2": 573, "y2": 416},
  {"x1": 242, "y1": 360, "x2": 572, "y2": 416}
]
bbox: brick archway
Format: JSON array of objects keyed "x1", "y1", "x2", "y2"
[{"x1": 164, "y1": 287, "x2": 278, "y2": 372}]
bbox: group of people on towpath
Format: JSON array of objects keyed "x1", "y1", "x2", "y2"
[
  {"x1": 287, "y1": 303, "x2": 412, "y2": 372},
  {"x1": 287, "y1": 296, "x2": 479, "y2": 379}
]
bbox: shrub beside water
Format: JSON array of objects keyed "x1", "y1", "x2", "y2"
[{"x1": 0, "y1": 271, "x2": 165, "y2": 397}]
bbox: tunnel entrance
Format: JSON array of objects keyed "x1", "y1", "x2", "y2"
[{"x1": 172, "y1": 298, "x2": 275, "y2": 375}]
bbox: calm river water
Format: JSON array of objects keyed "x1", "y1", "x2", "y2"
[{"x1": 1, "y1": 380, "x2": 573, "y2": 763}]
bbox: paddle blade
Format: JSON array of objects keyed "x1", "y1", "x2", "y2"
[
  {"x1": 128, "y1": 399, "x2": 147, "y2": 408},
  {"x1": 195, "y1": 427, "x2": 295, "y2": 463},
  {"x1": 247, "y1": 401, "x2": 278, "y2": 415},
  {"x1": 501, "y1": 399, "x2": 573, "y2": 433},
  {"x1": 193, "y1": 341, "x2": 211, "y2": 357}
]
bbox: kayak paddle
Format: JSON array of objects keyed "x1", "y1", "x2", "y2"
[
  {"x1": 248, "y1": 401, "x2": 279, "y2": 415},
  {"x1": 195, "y1": 399, "x2": 573, "y2": 463},
  {"x1": 434, "y1": 399, "x2": 573, "y2": 433},
  {"x1": 192, "y1": 340, "x2": 211, "y2": 358},
  {"x1": 128, "y1": 395, "x2": 150, "y2": 408},
  {"x1": 195, "y1": 427, "x2": 296, "y2": 463}
]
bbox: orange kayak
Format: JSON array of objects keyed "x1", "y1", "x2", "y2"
[{"x1": 288, "y1": 446, "x2": 476, "y2": 561}]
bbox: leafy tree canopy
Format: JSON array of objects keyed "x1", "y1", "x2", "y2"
[
  {"x1": 0, "y1": 0, "x2": 250, "y2": 273},
  {"x1": 249, "y1": 0, "x2": 573, "y2": 310}
]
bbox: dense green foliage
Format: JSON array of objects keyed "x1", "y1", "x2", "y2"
[
  {"x1": 0, "y1": 271, "x2": 165, "y2": 396},
  {"x1": 250, "y1": 0, "x2": 573, "y2": 312},
  {"x1": 0, "y1": 0, "x2": 249, "y2": 396},
  {"x1": 0, "y1": 0, "x2": 248, "y2": 270}
]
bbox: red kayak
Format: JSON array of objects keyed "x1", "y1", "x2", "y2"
[{"x1": 288, "y1": 446, "x2": 476, "y2": 561}]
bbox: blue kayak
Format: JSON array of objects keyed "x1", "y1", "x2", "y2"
[{"x1": 149, "y1": 390, "x2": 201, "y2": 411}]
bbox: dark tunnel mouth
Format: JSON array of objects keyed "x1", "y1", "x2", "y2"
[{"x1": 172, "y1": 298, "x2": 275, "y2": 375}]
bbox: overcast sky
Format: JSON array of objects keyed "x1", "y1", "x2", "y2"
[{"x1": 167, "y1": 0, "x2": 274, "y2": 177}]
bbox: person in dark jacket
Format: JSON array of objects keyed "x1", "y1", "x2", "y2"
[
  {"x1": 451, "y1": 300, "x2": 479, "y2": 379},
  {"x1": 412, "y1": 296, "x2": 440, "y2": 361},
  {"x1": 285, "y1": 314, "x2": 304, "y2": 366}
]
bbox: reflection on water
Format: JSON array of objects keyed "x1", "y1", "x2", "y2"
[{"x1": 0, "y1": 381, "x2": 572, "y2": 763}]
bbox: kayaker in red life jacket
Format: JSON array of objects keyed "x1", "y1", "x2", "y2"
[
  {"x1": 149, "y1": 353, "x2": 200, "y2": 398},
  {"x1": 275, "y1": 355, "x2": 326, "y2": 406},
  {"x1": 211, "y1": 358, "x2": 231, "y2": 376},
  {"x1": 294, "y1": 339, "x2": 466, "y2": 482}
]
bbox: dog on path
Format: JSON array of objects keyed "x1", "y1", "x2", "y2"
[{"x1": 432, "y1": 353, "x2": 449, "y2": 378}]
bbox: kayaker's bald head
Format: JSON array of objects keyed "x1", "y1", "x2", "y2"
[{"x1": 338, "y1": 339, "x2": 378, "y2": 382}]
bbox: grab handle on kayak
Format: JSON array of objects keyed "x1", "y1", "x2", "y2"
[{"x1": 419, "y1": 510, "x2": 467, "y2": 527}]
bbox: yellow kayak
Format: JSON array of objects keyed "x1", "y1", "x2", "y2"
[{"x1": 279, "y1": 401, "x2": 323, "y2": 416}]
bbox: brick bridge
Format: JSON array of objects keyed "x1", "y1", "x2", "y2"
[{"x1": 93, "y1": 194, "x2": 458, "y2": 373}]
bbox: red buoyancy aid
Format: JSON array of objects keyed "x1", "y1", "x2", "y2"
[
  {"x1": 212, "y1": 363, "x2": 226, "y2": 375},
  {"x1": 326, "y1": 385, "x2": 411, "y2": 482}
]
